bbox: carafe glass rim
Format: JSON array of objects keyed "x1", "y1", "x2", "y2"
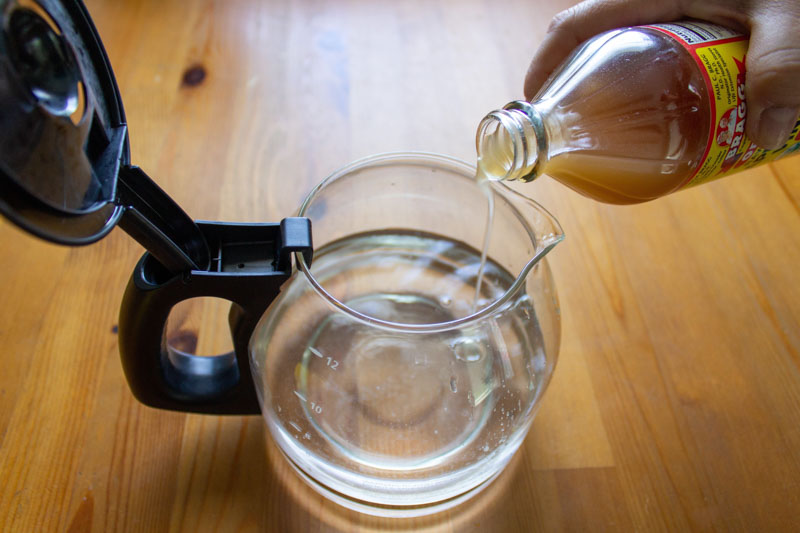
[{"x1": 294, "y1": 151, "x2": 562, "y2": 334}]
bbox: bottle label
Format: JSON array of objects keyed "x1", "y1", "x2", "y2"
[{"x1": 646, "y1": 21, "x2": 800, "y2": 189}]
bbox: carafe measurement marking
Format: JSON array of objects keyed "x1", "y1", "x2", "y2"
[
  {"x1": 294, "y1": 390, "x2": 323, "y2": 413},
  {"x1": 308, "y1": 346, "x2": 339, "y2": 370}
]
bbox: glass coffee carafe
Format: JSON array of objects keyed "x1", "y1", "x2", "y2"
[{"x1": 249, "y1": 152, "x2": 563, "y2": 514}]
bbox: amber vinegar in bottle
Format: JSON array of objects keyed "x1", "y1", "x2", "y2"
[{"x1": 477, "y1": 21, "x2": 800, "y2": 204}]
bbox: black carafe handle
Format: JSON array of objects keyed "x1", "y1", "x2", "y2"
[
  {"x1": 118, "y1": 219, "x2": 312, "y2": 415},
  {"x1": 0, "y1": 0, "x2": 316, "y2": 415}
]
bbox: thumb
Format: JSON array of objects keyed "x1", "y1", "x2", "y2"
[{"x1": 744, "y1": 8, "x2": 800, "y2": 149}]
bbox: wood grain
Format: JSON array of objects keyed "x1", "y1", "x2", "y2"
[{"x1": 2, "y1": 0, "x2": 800, "y2": 531}]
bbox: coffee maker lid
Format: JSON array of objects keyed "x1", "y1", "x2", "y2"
[{"x1": 0, "y1": 0, "x2": 128, "y2": 244}]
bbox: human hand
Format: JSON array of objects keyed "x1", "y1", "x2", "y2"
[{"x1": 523, "y1": 0, "x2": 800, "y2": 149}]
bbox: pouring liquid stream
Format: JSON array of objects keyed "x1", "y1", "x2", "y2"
[
  {"x1": 472, "y1": 166, "x2": 494, "y2": 313},
  {"x1": 473, "y1": 123, "x2": 515, "y2": 312}
]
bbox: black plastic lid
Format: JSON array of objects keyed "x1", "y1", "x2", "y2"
[{"x1": 0, "y1": 0, "x2": 128, "y2": 244}]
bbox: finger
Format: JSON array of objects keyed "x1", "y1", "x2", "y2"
[
  {"x1": 743, "y1": 5, "x2": 800, "y2": 149},
  {"x1": 524, "y1": 0, "x2": 684, "y2": 99}
]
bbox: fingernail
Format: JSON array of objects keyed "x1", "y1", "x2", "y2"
[{"x1": 755, "y1": 107, "x2": 799, "y2": 149}]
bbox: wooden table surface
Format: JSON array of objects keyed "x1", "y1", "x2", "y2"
[{"x1": 3, "y1": 0, "x2": 800, "y2": 531}]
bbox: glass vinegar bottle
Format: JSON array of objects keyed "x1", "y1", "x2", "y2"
[{"x1": 476, "y1": 22, "x2": 800, "y2": 204}]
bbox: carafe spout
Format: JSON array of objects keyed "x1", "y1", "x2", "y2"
[{"x1": 497, "y1": 182, "x2": 564, "y2": 268}]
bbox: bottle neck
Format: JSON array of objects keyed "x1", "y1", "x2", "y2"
[{"x1": 476, "y1": 101, "x2": 547, "y2": 182}]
